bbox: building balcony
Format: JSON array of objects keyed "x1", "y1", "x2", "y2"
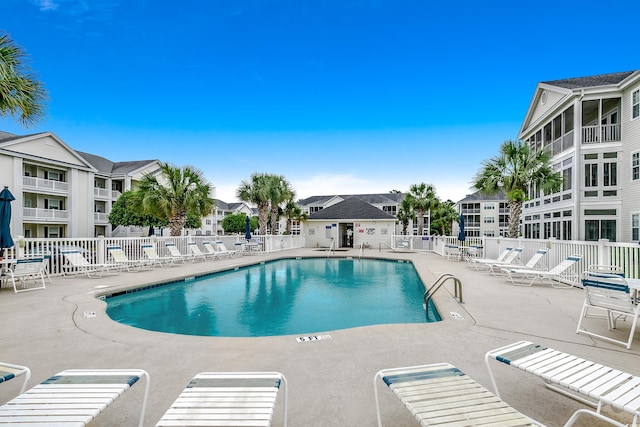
[
  {"x1": 23, "y1": 207, "x2": 70, "y2": 221},
  {"x1": 94, "y1": 187, "x2": 110, "y2": 199},
  {"x1": 94, "y1": 212, "x2": 109, "y2": 223},
  {"x1": 23, "y1": 176, "x2": 69, "y2": 193},
  {"x1": 582, "y1": 124, "x2": 621, "y2": 144}
]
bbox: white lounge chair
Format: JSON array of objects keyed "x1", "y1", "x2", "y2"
[
  {"x1": 141, "y1": 244, "x2": 176, "y2": 267},
  {"x1": 374, "y1": 362, "x2": 541, "y2": 426},
  {"x1": 216, "y1": 241, "x2": 239, "y2": 257},
  {"x1": 164, "y1": 242, "x2": 194, "y2": 263},
  {"x1": 0, "y1": 368, "x2": 150, "y2": 427},
  {"x1": 0, "y1": 362, "x2": 31, "y2": 394},
  {"x1": 187, "y1": 242, "x2": 209, "y2": 261},
  {"x1": 469, "y1": 246, "x2": 513, "y2": 269},
  {"x1": 6, "y1": 258, "x2": 46, "y2": 293},
  {"x1": 107, "y1": 245, "x2": 150, "y2": 272},
  {"x1": 502, "y1": 254, "x2": 582, "y2": 287},
  {"x1": 62, "y1": 249, "x2": 116, "y2": 277},
  {"x1": 483, "y1": 247, "x2": 524, "y2": 275},
  {"x1": 202, "y1": 241, "x2": 220, "y2": 259},
  {"x1": 577, "y1": 271, "x2": 640, "y2": 349},
  {"x1": 156, "y1": 372, "x2": 287, "y2": 427},
  {"x1": 486, "y1": 340, "x2": 640, "y2": 427},
  {"x1": 491, "y1": 248, "x2": 548, "y2": 276}
]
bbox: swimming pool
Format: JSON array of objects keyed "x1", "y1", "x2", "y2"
[{"x1": 105, "y1": 257, "x2": 441, "y2": 337}]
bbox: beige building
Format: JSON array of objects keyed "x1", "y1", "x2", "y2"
[
  {"x1": 457, "y1": 191, "x2": 509, "y2": 238},
  {"x1": 519, "y1": 70, "x2": 640, "y2": 242},
  {"x1": 0, "y1": 131, "x2": 160, "y2": 238}
]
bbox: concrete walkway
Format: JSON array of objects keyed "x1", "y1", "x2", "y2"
[{"x1": 1, "y1": 248, "x2": 638, "y2": 426}]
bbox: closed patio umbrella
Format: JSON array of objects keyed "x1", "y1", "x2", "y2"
[
  {"x1": 457, "y1": 214, "x2": 466, "y2": 242},
  {"x1": 245, "y1": 215, "x2": 252, "y2": 240},
  {"x1": 0, "y1": 186, "x2": 16, "y2": 257}
]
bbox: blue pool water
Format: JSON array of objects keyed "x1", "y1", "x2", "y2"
[{"x1": 105, "y1": 257, "x2": 441, "y2": 337}]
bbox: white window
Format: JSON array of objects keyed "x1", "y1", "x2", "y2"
[
  {"x1": 45, "y1": 199, "x2": 60, "y2": 210},
  {"x1": 484, "y1": 204, "x2": 495, "y2": 210},
  {"x1": 483, "y1": 217, "x2": 495, "y2": 224},
  {"x1": 584, "y1": 164, "x2": 598, "y2": 187},
  {"x1": 483, "y1": 230, "x2": 495, "y2": 237},
  {"x1": 45, "y1": 170, "x2": 61, "y2": 181},
  {"x1": 633, "y1": 213, "x2": 640, "y2": 241},
  {"x1": 633, "y1": 152, "x2": 640, "y2": 181},
  {"x1": 633, "y1": 89, "x2": 640, "y2": 119}
]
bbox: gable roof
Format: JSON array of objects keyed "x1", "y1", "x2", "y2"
[
  {"x1": 298, "y1": 192, "x2": 405, "y2": 206},
  {"x1": 76, "y1": 151, "x2": 159, "y2": 175},
  {"x1": 308, "y1": 197, "x2": 397, "y2": 221},
  {"x1": 542, "y1": 71, "x2": 636, "y2": 90},
  {"x1": 458, "y1": 190, "x2": 506, "y2": 203}
]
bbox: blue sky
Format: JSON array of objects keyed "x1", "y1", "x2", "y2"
[{"x1": 1, "y1": 0, "x2": 638, "y2": 203}]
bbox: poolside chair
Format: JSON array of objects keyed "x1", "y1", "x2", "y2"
[
  {"x1": 444, "y1": 244, "x2": 461, "y2": 260},
  {"x1": 62, "y1": 249, "x2": 116, "y2": 277},
  {"x1": 486, "y1": 340, "x2": 640, "y2": 427},
  {"x1": 107, "y1": 245, "x2": 150, "y2": 272},
  {"x1": 165, "y1": 242, "x2": 195, "y2": 263},
  {"x1": 216, "y1": 241, "x2": 239, "y2": 257},
  {"x1": 490, "y1": 248, "x2": 548, "y2": 276},
  {"x1": 6, "y1": 257, "x2": 46, "y2": 293},
  {"x1": 374, "y1": 362, "x2": 542, "y2": 426},
  {"x1": 502, "y1": 254, "x2": 582, "y2": 287},
  {"x1": 0, "y1": 368, "x2": 150, "y2": 427},
  {"x1": 156, "y1": 371, "x2": 287, "y2": 427},
  {"x1": 0, "y1": 362, "x2": 31, "y2": 394},
  {"x1": 187, "y1": 242, "x2": 210, "y2": 261},
  {"x1": 576, "y1": 271, "x2": 640, "y2": 349},
  {"x1": 482, "y1": 247, "x2": 524, "y2": 275},
  {"x1": 202, "y1": 241, "x2": 221, "y2": 259},
  {"x1": 141, "y1": 244, "x2": 176, "y2": 267},
  {"x1": 469, "y1": 246, "x2": 513, "y2": 270}
]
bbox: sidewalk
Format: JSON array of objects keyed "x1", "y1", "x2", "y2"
[{"x1": 1, "y1": 249, "x2": 638, "y2": 426}]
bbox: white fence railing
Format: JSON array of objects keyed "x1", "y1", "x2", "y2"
[
  {"x1": 3, "y1": 234, "x2": 306, "y2": 276},
  {"x1": 426, "y1": 235, "x2": 640, "y2": 282},
  {"x1": 23, "y1": 207, "x2": 70, "y2": 220},
  {"x1": 23, "y1": 176, "x2": 69, "y2": 192}
]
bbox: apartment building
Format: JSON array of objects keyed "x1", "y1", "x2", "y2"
[
  {"x1": 457, "y1": 191, "x2": 509, "y2": 237},
  {"x1": 0, "y1": 131, "x2": 161, "y2": 238},
  {"x1": 519, "y1": 70, "x2": 640, "y2": 242}
]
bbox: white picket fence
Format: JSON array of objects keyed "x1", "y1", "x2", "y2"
[{"x1": 4, "y1": 234, "x2": 306, "y2": 276}]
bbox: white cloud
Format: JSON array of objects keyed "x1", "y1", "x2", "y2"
[{"x1": 34, "y1": 0, "x2": 58, "y2": 11}]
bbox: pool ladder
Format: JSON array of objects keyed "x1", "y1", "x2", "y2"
[{"x1": 423, "y1": 274, "x2": 463, "y2": 315}]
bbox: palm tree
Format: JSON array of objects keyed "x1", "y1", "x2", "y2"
[
  {"x1": 397, "y1": 195, "x2": 415, "y2": 235},
  {"x1": 473, "y1": 139, "x2": 563, "y2": 238},
  {"x1": 282, "y1": 198, "x2": 308, "y2": 235},
  {"x1": 131, "y1": 163, "x2": 214, "y2": 236},
  {"x1": 431, "y1": 199, "x2": 458, "y2": 235},
  {"x1": 237, "y1": 173, "x2": 272, "y2": 235},
  {"x1": 268, "y1": 175, "x2": 294, "y2": 235},
  {"x1": 407, "y1": 183, "x2": 437, "y2": 235},
  {"x1": 0, "y1": 33, "x2": 48, "y2": 127}
]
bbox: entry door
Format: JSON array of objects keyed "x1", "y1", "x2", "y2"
[{"x1": 341, "y1": 223, "x2": 354, "y2": 248}]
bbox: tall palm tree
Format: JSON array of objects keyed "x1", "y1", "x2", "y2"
[
  {"x1": 0, "y1": 33, "x2": 48, "y2": 127},
  {"x1": 131, "y1": 163, "x2": 214, "y2": 236},
  {"x1": 397, "y1": 195, "x2": 415, "y2": 235},
  {"x1": 407, "y1": 183, "x2": 437, "y2": 236},
  {"x1": 473, "y1": 139, "x2": 563, "y2": 238},
  {"x1": 268, "y1": 175, "x2": 294, "y2": 235},
  {"x1": 237, "y1": 173, "x2": 272, "y2": 235}
]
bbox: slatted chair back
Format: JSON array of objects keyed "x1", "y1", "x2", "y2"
[
  {"x1": 582, "y1": 272, "x2": 634, "y2": 314},
  {"x1": 522, "y1": 248, "x2": 548, "y2": 269}
]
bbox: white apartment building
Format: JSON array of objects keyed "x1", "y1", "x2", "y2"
[
  {"x1": 0, "y1": 131, "x2": 161, "y2": 238},
  {"x1": 457, "y1": 191, "x2": 509, "y2": 238},
  {"x1": 519, "y1": 70, "x2": 640, "y2": 242}
]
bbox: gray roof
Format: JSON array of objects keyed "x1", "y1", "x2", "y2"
[
  {"x1": 459, "y1": 190, "x2": 506, "y2": 202},
  {"x1": 76, "y1": 151, "x2": 157, "y2": 175},
  {"x1": 308, "y1": 197, "x2": 397, "y2": 221},
  {"x1": 298, "y1": 192, "x2": 405, "y2": 206},
  {"x1": 543, "y1": 71, "x2": 636, "y2": 90}
]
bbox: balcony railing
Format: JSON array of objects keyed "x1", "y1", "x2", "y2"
[
  {"x1": 23, "y1": 207, "x2": 70, "y2": 220},
  {"x1": 582, "y1": 124, "x2": 621, "y2": 144},
  {"x1": 94, "y1": 212, "x2": 109, "y2": 222},
  {"x1": 23, "y1": 176, "x2": 69, "y2": 192},
  {"x1": 94, "y1": 187, "x2": 110, "y2": 198}
]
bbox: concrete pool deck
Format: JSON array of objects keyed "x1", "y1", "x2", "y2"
[{"x1": 1, "y1": 248, "x2": 638, "y2": 426}]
